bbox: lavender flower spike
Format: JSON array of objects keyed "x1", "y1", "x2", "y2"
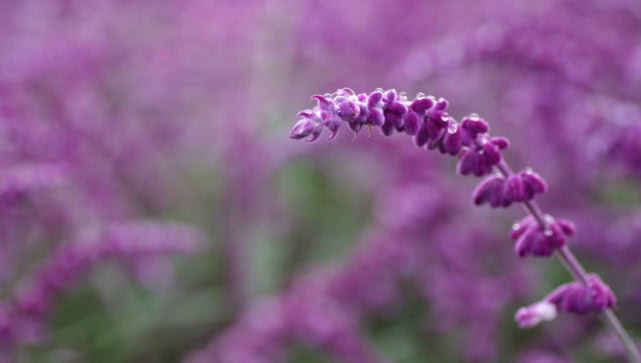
[{"x1": 289, "y1": 88, "x2": 641, "y2": 363}]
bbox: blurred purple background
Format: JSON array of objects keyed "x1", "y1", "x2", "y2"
[{"x1": 0, "y1": 0, "x2": 640, "y2": 362}]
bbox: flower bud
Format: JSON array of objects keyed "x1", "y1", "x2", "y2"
[
  {"x1": 384, "y1": 101, "x2": 407, "y2": 130},
  {"x1": 410, "y1": 97, "x2": 434, "y2": 114},
  {"x1": 415, "y1": 119, "x2": 430, "y2": 147},
  {"x1": 520, "y1": 169, "x2": 547, "y2": 200},
  {"x1": 510, "y1": 215, "x2": 570, "y2": 257},
  {"x1": 434, "y1": 97, "x2": 449, "y2": 110},
  {"x1": 381, "y1": 119, "x2": 395, "y2": 136},
  {"x1": 490, "y1": 137, "x2": 510, "y2": 150},
  {"x1": 367, "y1": 106, "x2": 384, "y2": 127},
  {"x1": 482, "y1": 142, "x2": 502, "y2": 165},
  {"x1": 289, "y1": 118, "x2": 318, "y2": 140},
  {"x1": 348, "y1": 120, "x2": 362, "y2": 133},
  {"x1": 461, "y1": 115, "x2": 489, "y2": 134},
  {"x1": 516, "y1": 274, "x2": 616, "y2": 330},
  {"x1": 403, "y1": 110, "x2": 420, "y2": 135},
  {"x1": 338, "y1": 100, "x2": 360, "y2": 121},
  {"x1": 367, "y1": 91, "x2": 383, "y2": 107},
  {"x1": 457, "y1": 149, "x2": 480, "y2": 176},
  {"x1": 515, "y1": 301, "x2": 557, "y2": 328},
  {"x1": 473, "y1": 175, "x2": 510, "y2": 207},
  {"x1": 473, "y1": 151, "x2": 490, "y2": 177},
  {"x1": 503, "y1": 174, "x2": 525, "y2": 202},
  {"x1": 426, "y1": 117, "x2": 446, "y2": 141},
  {"x1": 384, "y1": 89, "x2": 397, "y2": 102},
  {"x1": 556, "y1": 219, "x2": 576, "y2": 236},
  {"x1": 442, "y1": 121, "x2": 463, "y2": 155},
  {"x1": 510, "y1": 216, "x2": 536, "y2": 240},
  {"x1": 514, "y1": 225, "x2": 542, "y2": 257},
  {"x1": 546, "y1": 274, "x2": 616, "y2": 315}
]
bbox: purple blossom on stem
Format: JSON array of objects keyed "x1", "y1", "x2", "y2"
[
  {"x1": 516, "y1": 274, "x2": 616, "y2": 328},
  {"x1": 510, "y1": 215, "x2": 571, "y2": 258},
  {"x1": 288, "y1": 88, "x2": 641, "y2": 363}
]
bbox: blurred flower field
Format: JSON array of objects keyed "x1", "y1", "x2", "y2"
[{"x1": 0, "y1": 0, "x2": 641, "y2": 362}]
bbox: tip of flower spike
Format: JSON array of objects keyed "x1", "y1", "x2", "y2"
[{"x1": 289, "y1": 118, "x2": 316, "y2": 140}]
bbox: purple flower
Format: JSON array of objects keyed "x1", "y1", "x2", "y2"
[
  {"x1": 510, "y1": 215, "x2": 570, "y2": 257},
  {"x1": 546, "y1": 274, "x2": 616, "y2": 315},
  {"x1": 516, "y1": 274, "x2": 616, "y2": 328},
  {"x1": 288, "y1": 87, "x2": 636, "y2": 361},
  {"x1": 473, "y1": 175, "x2": 511, "y2": 208},
  {"x1": 442, "y1": 121, "x2": 463, "y2": 156},
  {"x1": 504, "y1": 174, "x2": 526, "y2": 202},
  {"x1": 289, "y1": 116, "x2": 319, "y2": 140},
  {"x1": 519, "y1": 169, "x2": 548, "y2": 200},
  {"x1": 288, "y1": 89, "x2": 505, "y2": 170}
]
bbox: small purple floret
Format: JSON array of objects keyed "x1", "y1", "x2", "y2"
[
  {"x1": 517, "y1": 274, "x2": 616, "y2": 328},
  {"x1": 510, "y1": 215, "x2": 570, "y2": 257}
]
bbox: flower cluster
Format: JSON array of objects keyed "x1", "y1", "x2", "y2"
[
  {"x1": 288, "y1": 88, "x2": 620, "y2": 335},
  {"x1": 473, "y1": 169, "x2": 547, "y2": 208},
  {"x1": 516, "y1": 274, "x2": 616, "y2": 328},
  {"x1": 291, "y1": 89, "x2": 519, "y2": 186},
  {"x1": 509, "y1": 215, "x2": 575, "y2": 257},
  {"x1": 290, "y1": 89, "x2": 506, "y2": 177}
]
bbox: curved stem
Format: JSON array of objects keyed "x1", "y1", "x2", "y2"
[{"x1": 495, "y1": 160, "x2": 640, "y2": 363}]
